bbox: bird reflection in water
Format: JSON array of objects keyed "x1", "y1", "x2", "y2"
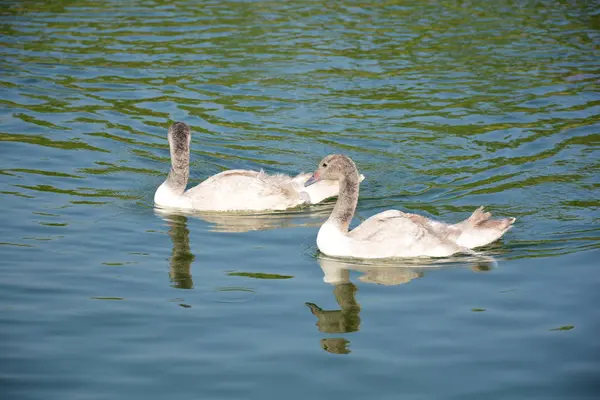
[
  {"x1": 155, "y1": 203, "x2": 334, "y2": 233},
  {"x1": 162, "y1": 213, "x2": 195, "y2": 289},
  {"x1": 307, "y1": 255, "x2": 496, "y2": 354},
  {"x1": 306, "y1": 280, "x2": 361, "y2": 355}
]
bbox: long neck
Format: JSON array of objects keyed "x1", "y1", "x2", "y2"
[
  {"x1": 327, "y1": 173, "x2": 359, "y2": 232},
  {"x1": 165, "y1": 145, "x2": 189, "y2": 194}
]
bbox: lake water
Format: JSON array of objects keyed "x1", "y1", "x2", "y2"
[{"x1": 1, "y1": 1, "x2": 599, "y2": 398}]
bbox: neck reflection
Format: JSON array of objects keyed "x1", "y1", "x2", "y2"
[
  {"x1": 165, "y1": 214, "x2": 195, "y2": 289},
  {"x1": 306, "y1": 280, "x2": 361, "y2": 355},
  {"x1": 307, "y1": 254, "x2": 497, "y2": 355}
]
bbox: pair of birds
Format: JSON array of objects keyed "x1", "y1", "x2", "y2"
[{"x1": 155, "y1": 122, "x2": 515, "y2": 259}]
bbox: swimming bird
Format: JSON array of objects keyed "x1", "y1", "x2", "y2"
[
  {"x1": 154, "y1": 123, "x2": 364, "y2": 211},
  {"x1": 304, "y1": 154, "x2": 515, "y2": 258}
]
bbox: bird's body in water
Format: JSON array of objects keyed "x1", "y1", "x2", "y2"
[
  {"x1": 304, "y1": 154, "x2": 515, "y2": 259},
  {"x1": 154, "y1": 123, "x2": 364, "y2": 212}
]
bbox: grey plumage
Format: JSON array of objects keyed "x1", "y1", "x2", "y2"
[{"x1": 166, "y1": 122, "x2": 190, "y2": 193}]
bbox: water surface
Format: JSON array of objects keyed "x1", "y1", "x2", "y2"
[{"x1": 1, "y1": 1, "x2": 599, "y2": 399}]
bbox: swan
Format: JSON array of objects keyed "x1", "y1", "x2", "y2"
[
  {"x1": 304, "y1": 154, "x2": 516, "y2": 258},
  {"x1": 154, "y1": 123, "x2": 364, "y2": 212}
]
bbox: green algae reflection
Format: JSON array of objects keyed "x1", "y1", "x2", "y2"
[{"x1": 227, "y1": 272, "x2": 294, "y2": 280}]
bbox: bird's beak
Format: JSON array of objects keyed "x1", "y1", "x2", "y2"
[{"x1": 304, "y1": 172, "x2": 320, "y2": 187}]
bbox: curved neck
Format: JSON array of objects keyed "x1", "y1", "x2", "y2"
[
  {"x1": 328, "y1": 173, "x2": 359, "y2": 232},
  {"x1": 165, "y1": 145, "x2": 189, "y2": 194}
]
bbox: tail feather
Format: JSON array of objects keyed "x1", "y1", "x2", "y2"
[
  {"x1": 468, "y1": 206, "x2": 515, "y2": 229},
  {"x1": 468, "y1": 206, "x2": 492, "y2": 226},
  {"x1": 478, "y1": 217, "x2": 516, "y2": 230},
  {"x1": 455, "y1": 206, "x2": 516, "y2": 249}
]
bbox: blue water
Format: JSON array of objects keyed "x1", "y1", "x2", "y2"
[{"x1": 1, "y1": 1, "x2": 599, "y2": 399}]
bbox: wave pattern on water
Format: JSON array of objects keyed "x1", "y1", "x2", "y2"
[
  {"x1": 4, "y1": 0, "x2": 597, "y2": 258},
  {"x1": 1, "y1": 1, "x2": 599, "y2": 398}
]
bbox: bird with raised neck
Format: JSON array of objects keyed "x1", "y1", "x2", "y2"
[
  {"x1": 154, "y1": 123, "x2": 364, "y2": 212},
  {"x1": 305, "y1": 154, "x2": 515, "y2": 258}
]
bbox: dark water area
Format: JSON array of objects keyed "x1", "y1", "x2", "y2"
[{"x1": 1, "y1": 1, "x2": 599, "y2": 399}]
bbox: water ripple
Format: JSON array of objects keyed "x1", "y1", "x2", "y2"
[{"x1": 1, "y1": 1, "x2": 599, "y2": 398}]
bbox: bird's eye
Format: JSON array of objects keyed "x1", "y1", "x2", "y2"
[{"x1": 322, "y1": 162, "x2": 328, "y2": 167}]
